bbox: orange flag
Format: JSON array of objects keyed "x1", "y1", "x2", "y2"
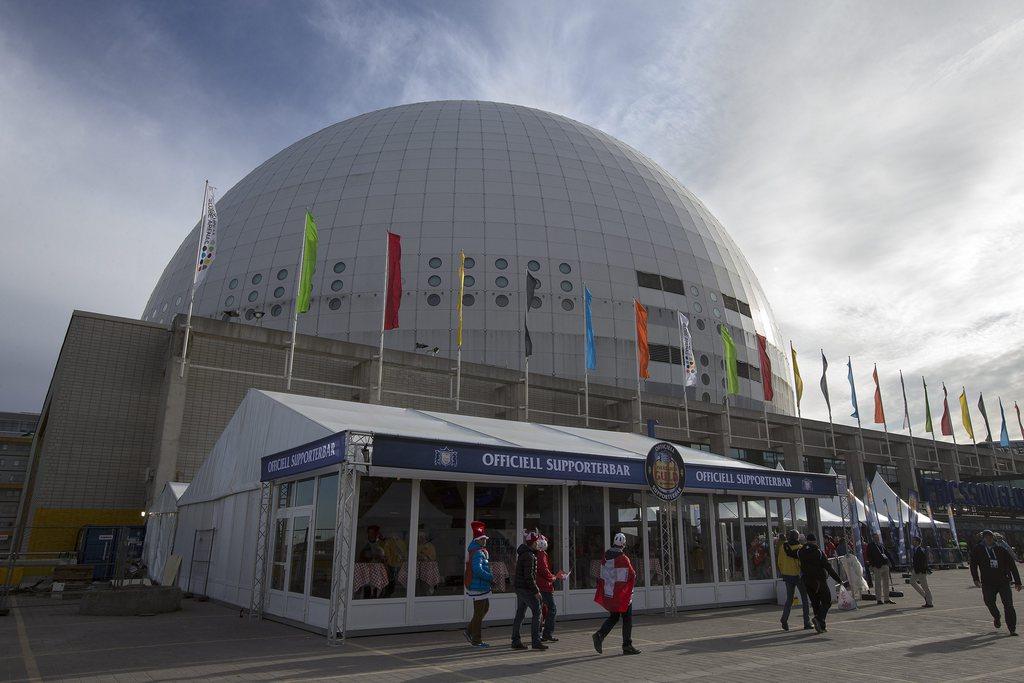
[
  {"x1": 634, "y1": 299, "x2": 650, "y2": 379},
  {"x1": 872, "y1": 364, "x2": 886, "y2": 424}
]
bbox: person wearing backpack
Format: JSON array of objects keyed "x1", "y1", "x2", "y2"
[
  {"x1": 788, "y1": 533, "x2": 843, "y2": 633},
  {"x1": 463, "y1": 521, "x2": 493, "y2": 647}
]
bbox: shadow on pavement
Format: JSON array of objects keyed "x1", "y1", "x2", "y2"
[{"x1": 904, "y1": 632, "x2": 1005, "y2": 658}]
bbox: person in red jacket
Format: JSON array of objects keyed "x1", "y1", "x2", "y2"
[
  {"x1": 535, "y1": 534, "x2": 566, "y2": 642},
  {"x1": 592, "y1": 532, "x2": 641, "y2": 655}
]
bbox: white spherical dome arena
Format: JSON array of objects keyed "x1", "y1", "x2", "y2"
[{"x1": 144, "y1": 100, "x2": 792, "y2": 413}]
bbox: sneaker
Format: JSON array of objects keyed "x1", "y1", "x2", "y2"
[
  {"x1": 622, "y1": 645, "x2": 641, "y2": 655},
  {"x1": 512, "y1": 642, "x2": 528, "y2": 650},
  {"x1": 812, "y1": 618, "x2": 822, "y2": 634},
  {"x1": 885, "y1": 600, "x2": 896, "y2": 605},
  {"x1": 541, "y1": 635, "x2": 559, "y2": 642},
  {"x1": 592, "y1": 632, "x2": 603, "y2": 654},
  {"x1": 475, "y1": 642, "x2": 491, "y2": 648},
  {"x1": 531, "y1": 643, "x2": 549, "y2": 651},
  {"x1": 803, "y1": 623, "x2": 814, "y2": 630},
  {"x1": 876, "y1": 600, "x2": 883, "y2": 605},
  {"x1": 780, "y1": 619, "x2": 789, "y2": 631},
  {"x1": 995, "y1": 614, "x2": 1002, "y2": 629},
  {"x1": 923, "y1": 604, "x2": 934, "y2": 608},
  {"x1": 1010, "y1": 631, "x2": 1019, "y2": 637},
  {"x1": 462, "y1": 628, "x2": 472, "y2": 644}
]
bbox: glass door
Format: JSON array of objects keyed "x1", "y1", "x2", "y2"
[{"x1": 267, "y1": 478, "x2": 315, "y2": 622}]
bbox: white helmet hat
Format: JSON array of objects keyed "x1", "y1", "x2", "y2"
[
  {"x1": 536, "y1": 535, "x2": 548, "y2": 551},
  {"x1": 613, "y1": 532, "x2": 627, "y2": 548}
]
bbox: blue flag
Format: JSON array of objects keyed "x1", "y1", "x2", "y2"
[
  {"x1": 583, "y1": 287, "x2": 596, "y2": 371},
  {"x1": 847, "y1": 356, "x2": 860, "y2": 419},
  {"x1": 999, "y1": 397, "x2": 1011, "y2": 447}
]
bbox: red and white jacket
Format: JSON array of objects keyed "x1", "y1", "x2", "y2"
[{"x1": 593, "y1": 547, "x2": 636, "y2": 613}]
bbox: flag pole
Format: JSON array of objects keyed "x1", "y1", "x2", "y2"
[
  {"x1": 822, "y1": 349, "x2": 838, "y2": 460},
  {"x1": 456, "y1": 345, "x2": 462, "y2": 412},
  {"x1": 964, "y1": 387, "x2": 982, "y2": 472},
  {"x1": 900, "y1": 370, "x2": 918, "y2": 470},
  {"x1": 876, "y1": 365, "x2": 894, "y2": 465},
  {"x1": 791, "y1": 341, "x2": 805, "y2": 456},
  {"x1": 180, "y1": 180, "x2": 209, "y2": 379},
  {"x1": 763, "y1": 402, "x2": 771, "y2": 450},
  {"x1": 285, "y1": 211, "x2": 308, "y2": 390},
  {"x1": 634, "y1": 310, "x2": 643, "y2": 427},
  {"x1": 524, "y1": 356, "x2": 530, "y2": 422},
  {"x1": 375, "y1": 235, "x2": 390, "y2": 403},
  {"x1": 677, "y1": 321, "x2": 690, "y2": 439},
  {"x1": 582, "y1": 282, "x2": 589, "y2": 427},
  {"x1": 455, "y1": 251, "x2": 464, "y2": 412}
]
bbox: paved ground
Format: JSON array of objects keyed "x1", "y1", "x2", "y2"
[{"x1": 1, "y1": 569, "x2": 1022, "y2": 682}]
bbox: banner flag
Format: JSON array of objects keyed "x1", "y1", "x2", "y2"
[
  {"x1": 907, "y1": 489, "x2": 921, "y2": 540},
  {"x1": 899, "y1": 370, "x2": 911, "y2": 430},
  {"x1": 998, "y1": 398, "x2": 1010, "y2": 447},
  {"x1": 923, "y1": 377, "x2": 934, "y2": 434},
  {"x1": 456, "y1": 250, "x2": 465, "y2": 347},
  {"x1": 872, "y1": 364, "x2": 885, "y2": 424},
  {"x1": 847, "y1": 357, "x2": 860, "y2": 420},
  {"x1": 1017, "y1": 401, "x2": 1024, "y2": 441},
  {"x1": 525, "y1": 271, "x2": 540, "y2": 358},
  {"x1": 959, "y1": 388, "x2": 975, "y2": 441},
  {"x1": 756, "y1": 333, "x2": 774, "y2": 402},
  {"x1": 926, "y1": 503, "x2": 940, "y2": 544},
  {"x1": 719, "y1": 325, "x2": 739, "y2": 395},
  {"x1": 296, "y1": 212, "x2": 318, "y2": 313},
  {"x1": 848, "y1": 484, "x2": 863, "y2": 560},
  {"x1": 383, "y1": 232, "x2": 402, "y2": 330},
  {"x1": 885, "y1": 500, "x2": 906, "y2": 565},
  {"x1": 194, "y1": 184, "x2": 218, "y2": 284},
  {"x1": 940, "y1": 384, "x2": 954, "y2": 436},
  {"x1": 863, "y1": 485, "x2": 882, "y2": 538},
  {"x1": 791, "y1": 342, "x2": 804, "y2": 407},
  {"x1": 634, "y1": 299, "x2": 650, "y2": 379},
  {"x1": 820, "y1": 351, "x2": 831, "y2": 415},
  {"x1": 584, "y1": 287, "x2": 597, "y2": 371},
  {"x1": 946, "y1": 504, "x2": 959, "y2": 548},
  {"x1": 977, "y1": 393, "x2": 993, "y2": 442},
  {"x1": 678, "y1": 312, "x2": 697, "y2": 387}
]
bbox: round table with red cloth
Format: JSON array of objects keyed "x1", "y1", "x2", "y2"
[
  {"x1": 352, "y1": 562, "x2": 389, "y2": 595},
  {"x1": 397, "y1": 560, "x2": 442, "y2": 589},
  {"x1": 490, "y1": 560, "x2": 509, "y2": 591}
]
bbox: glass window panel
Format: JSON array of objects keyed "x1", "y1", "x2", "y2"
[
  {"x1": 608, "y1": 489, "x2": 645, "y2": 587},
  {"x1": 417, "y1": 481, "x2": 467, "y2": 596},
  {"x1": 310, "y1": 473, "x2": 338, "y2": 599},
  {"x1": 293, "y1": 478, "x2": 315, "y2": 507},
  {"x1": 276, "y1": 482, "x2": 291, "y2": 509},
  {"x1": 472, "y1": 484, "x2": 517, "y2": 594},
  {"x1": 742, "y1": 498, "x2": 771, "y2": 580},
  {"x1": 271, "y1": 518, "x2": 287, "y2": 590},
  {"x1": 644, "y1": 494, "x2": 679, "y2": 586},
  {"x1": 681, "y1": 494, "x2": 711, "y2": 583},
  {"x1": 288, "y1": 516, "x2": 309, "y2": 594},
  {"x1": 524, "y1": 485, "x2": 563, "y2": 588},
  {"x1": 569, "y1": 486, "x2": 604, "y2": 589},
  {"x1": 715, "y1": 495, "x2": 742, "y2": 582},
  {"x1": 355, "y1": 476, "x2": 411, "y2": 599}
]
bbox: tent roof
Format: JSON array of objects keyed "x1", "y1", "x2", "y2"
[
  {"x1": 148, "y1": 481, "x2": 189, "y2": 514},
  {"x1": 870, "y1": 474, "x2": 949, "y2": 529}
]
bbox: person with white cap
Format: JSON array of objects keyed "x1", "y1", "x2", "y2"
[
  {"x1": 511, "y1": 529, "x2": 546, "y2": 650},
  {"x1": 463, "y1": 521, "x2": 493, "y2": 647},
  {"x1": 592, "y1": 532, "x2": 640, "y2": 655}
]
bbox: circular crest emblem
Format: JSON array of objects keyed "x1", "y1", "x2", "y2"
[{"x1": 645, "y1": 442, "x2": 685, "y2": 501}]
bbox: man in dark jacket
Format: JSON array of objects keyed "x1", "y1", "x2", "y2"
[
  {"x1": 970, "y1": 529, "x2": 1023, "y2": 636},
  {"x1": 788, "y1": 533, "x2": 842, "y2": 633},
  {"x1": 511, "y1": 529, "x2": 546, "y2": 650},
  {"x1": 866, "y1": 532, "x2": 895, "y2": 605},
  {"x1": 908, "y1": 536, "x2": 933, "y2": 608}
]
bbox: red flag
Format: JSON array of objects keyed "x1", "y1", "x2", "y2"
[
  {"x1": 872, "y1": 364, "x2": 885, "y2": 424},
  {"x1": 634, "y1": 300, "x2": 649, "y2": 379},
  {"x1": 593, "y1": 553, "x2": 636, "y2": 612},
  {"x1": 756, "y1": 333, "x2": 774, "y2": 402},
  {"x1": 384, "y1": 232, "x2": 402, "y2": 330},
  {"x1": 940, "y1": 383, "x2": 954, "y2": 436}
]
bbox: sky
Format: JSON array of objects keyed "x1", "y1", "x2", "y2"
[{"x1": 1, "y1": 0, "x2": 1022, "y2": 444}]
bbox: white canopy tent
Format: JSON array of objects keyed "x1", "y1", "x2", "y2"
[
  {"x1": 870, "y1": 473, "x2": 949, "y2": 530},
  {"x1": 144, "y1": 481, "x2": 188, "y2": 582}
]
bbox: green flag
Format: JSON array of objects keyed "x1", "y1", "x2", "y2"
[
  {"x1": 923, "y1": 376, "x2": 933, "y2": 433},
  {"x1": 297, "y1": 212, "x2": 318, "y2": 313},
  {"x1": 719, "y1": 325, "x2": 739, "y2": 395}
]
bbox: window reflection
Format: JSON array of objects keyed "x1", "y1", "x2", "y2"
[
  {"x1": 355, "y1": 477, "x2": 411, "y2": 599},
  {"x1": 569, "y1": 486, "x2": 604, "y2": 589},
  {"x1": 681, "y1": 494, "x2": 711, "y2": 584},
  {"x1": 524, "y1": 484, "x2": 563, "y2": 588},
  {"x1": 271, "y1": 518, "x2": 287, "y2": 590},
  {"x1": 472, "y1": 485, "x2": 516, "y2": 594},
  {"x1": 742, "y1": 499, "x2": 771, "y2": 580},
  {"x1": 310, "y1": 474, "x2": 338, "y2": 599},
  {"x1": 288, "y1": 516, "x2": 309, "y2": 593},
  {"x1": 715, "y1": 495, "x2": 742, "y2": 582},
  {"x1": 608, "y1": 489, "x2": 645, "y2": 587},
  {"x1": 418, "y1": 481, "x2": 467, "y2": 596},
  {"x1": 644, "y1": 494, "x2": 679, "y2": 586}
]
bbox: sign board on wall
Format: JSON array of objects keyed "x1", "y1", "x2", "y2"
[{"x1": 260, "y1": 432, "x2": 347, "y2": 481}]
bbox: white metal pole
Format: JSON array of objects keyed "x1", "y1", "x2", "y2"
[
  {"x1": 285, "y1": 212, "x2": 307, "y2": 391},
  {"x1": 524, "y1": 356, "x2": 530, "y2": 421},
  {"x1": 583, "y1": 371, "x2": 590, "y2": 427},
  {"x1": 455, "y1": 347, "x2": 462, "y2": 412},
  {"x1": 582, "y1": 281, "x2": 589, "y2": 427},
  {"x1": 763, "y1": 403, "x2": 771, "y2": 450},
  {"x1": 375, "y1": 235, "x2": 390, "y2": 403},
  {"x1": 180, "y1": 180, "x2": 209, "y2": 379},
  {"x1": 678, "y1": 324, "x2": 690, "y2": 439}
]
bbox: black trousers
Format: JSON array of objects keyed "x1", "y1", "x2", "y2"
[
  {"x1": 540, "y1": 591, "x2": 557, "y2": 638},
  {"x1": 597, "y1": 603, "x2": 633, "y2": 647},
  {"x1": 512, "y1": 589, "x2": 541, "y2": 645},
  {"x1": 982, "y1": 582, "x2": 1017, "y2": 632},
  {"x1": 805, "y1": 580, "x2": 832, "y2": 626}
]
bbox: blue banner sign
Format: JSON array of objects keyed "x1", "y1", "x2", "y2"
[
  {"x1": 922, "y1": 477, "x2": 1024, "y2": 512},
  {"x1": 260, "y1": 432, "x2": 347, "y2": 481},
  {"x1": 684, "y1": 465, "x2": 839, "y2": 496},
  {"x1": 372, "y1": 436, "x2": 645, "y2": 485}
]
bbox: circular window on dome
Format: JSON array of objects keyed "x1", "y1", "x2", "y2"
[
  {"x1": 495, "y1": 258, "x2": 508, "y2": 270},
  {"x1": 463, "y1": 294, "x2": 475, "y2": 306},
  {"x1": 245, "y1": 309, "x2": 255, "y2": 321},
  {"x1": 274, "y1": 287, "x2": 285, "y2": 298},
  {"x1": 464, "y1": 257, "x2": 475, "y2": 269},
  {"x1": 464, "y1": 275, "x2": 475, "y2": 287},
  {"x1": 428, "y1": 275, "x2": 442, "y2": 287},
  {"x1": 702, "y1": 392, "x2": 711, "y2": 403},
  {"x1": 175, "y1": 296, "x2": 182, "y2": 306},
  {"x1": 560, "y1": 280, "x2": 573, "y2": 292},
  {"x1": 225, "y1": 295, "x2": 235, "y2": 307},
  {"x1": 251, "y1": 273, "x2": 263, "y2": 285},
  {"x1": 693, "y1": 302, "x2": 703, "y2": 313},
  {"x1": 271, "y1": 304, "x2": 282, "y2": 317},
  {"x1": 329, "y1": 298, "x2": 342, "y2": 311},
  {"x1": 528, "y1": 260, "x2": 540, "y2": 272},
  {"x1": 690, "y1": 286, "x2": 699, "y2": 297},
  {"x1": 700, "y1": 354, "x2": 709, "y2": 367},
  {"x1": 696, "y1": 319, "x2": 706, "y2": 331},
  {"x1": 429, "y1": 257, "x2": 443, "y2": 269},
  {"x1": 247, "y1": 291, "x2": 258, "y2": 302},
  {"x1": 702, "y1": 374, "x2": 710, "y2": 386},
  {"x1": 531, "y1": 296, "x2": 542, "y2": 309},
  {"x1": 713, "y1": 307, "x2": 722, "y2": 319},
  {"x1": 559, "y1": 263, "x2": 572, "y2": 274},
  {"x1": 495, "y1": 294, "x2": 509, "y2": 307},
  {"x1": 162, "y1": 302, "x2": 168, "y2": 312},
  {"x1": 427, "y1": 293, "x2": 441, "y2": 306},
  {"x1": 709, "y1": 292, "x2": 718, "y2": 302},
  {"x1": 229, "y1": 278, "x2": 239, "y2": 290},
  {"x1": 333, "y1": 261, "x2": 346, "y2": 274},
  {"x1": 276, "y1": 269, "x2": 288, "y2": 281},
  {"x1": 561, "y1": 299, "x2": 574, "y2": 311},
  {"x1": 331, "y1": 280, "x2": 344, "y2": 292},
  {"x1": 495, "y1": 276, "x2": 508, "y2": 288}
]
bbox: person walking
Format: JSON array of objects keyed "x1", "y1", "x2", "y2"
[
  {"x1": 463, "y1": 521, "x2": 493, "y2": 647},
  {"x1": 535, "y1": 534, "x2": 566, "y2": 642},
  {"x1": 776, "y1": 529, "x2": 812, "y2": 631},
  {"x1": 970, "y1": 529, "x2": 1023, "y2": 636},
  {"x1": 788, "y1": 533, "x2": 843, "y2": 633},
  {"x1": 866, "y1": 532, "x2": 895, "y2": 605},
  {"x1": 592, "y1": 532, "x2": 641, "y2": 655},
  {"x1": 908, "y1": 536, "x2": 934, "y2": 608},
  {"x1": 511, "y1": 529, "x2": 546, "y2": 650}
]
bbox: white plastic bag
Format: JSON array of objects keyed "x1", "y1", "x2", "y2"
[{"x1": 836, "y1": 585, "x2": 856, "y2": 611}]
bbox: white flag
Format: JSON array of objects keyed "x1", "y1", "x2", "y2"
[
  {"x1": 678, "y1": 311, "x2": 698, "y2": 387},
  {"x1": 194, "y1": 185, "x2": 218, "y2": 284}
]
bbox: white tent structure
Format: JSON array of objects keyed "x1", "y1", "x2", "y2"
[
  {"x1": 870, "y1": 474, "x2": 949, "y2": 531},
  {"x1": 144, "y1": 482, "x2": 188, "y2": 582}
]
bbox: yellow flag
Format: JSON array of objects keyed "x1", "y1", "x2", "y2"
[
  {"x1": 790, "y1": 341, "x2": 803, "y2": 407},
  {"x1": 959, "y1": 388, "x2": 975, "y2": 441},
  {"x1": 456, "y1": 250, "x2": 466, "y2": 347}
]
